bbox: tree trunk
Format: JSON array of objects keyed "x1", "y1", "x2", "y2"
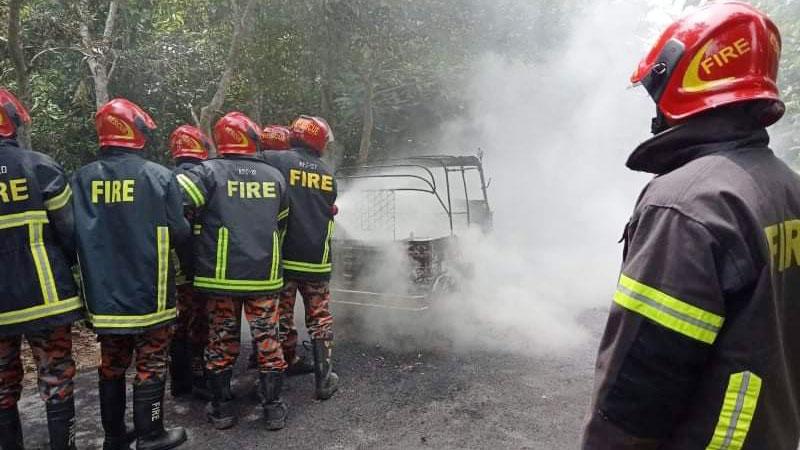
[
  {"x1": 357, "y1": 70, "x2": 375, "y2": 164},
  {"x1": 197, "y1": 0, "x2": 258, "y2": 155},
  {"x1": 77, "y1": 0, "x2": 121, "y2": 110},
  {"x1": 8, "y1": 0, "x2": 32, "y2": 148}
]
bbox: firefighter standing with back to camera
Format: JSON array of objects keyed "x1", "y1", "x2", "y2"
[
  {"x1": 72, "y1": 99, "x2": 189, "y2": 450},
  {"x1": 261, "y1": 116, "x2": 339, "y2": 399},
  {"x1": 582, "y1": 2, "x2": 800, "y2": 449},
  {"x1": 176, "y1": 112, "x2": 290, "y2": 431},
  {"x1": 167, "y1": 125, "x2": 211, "y2": 400},
  {"x1": 0, "y1": 89, "x2": 82, "y2": 450}
]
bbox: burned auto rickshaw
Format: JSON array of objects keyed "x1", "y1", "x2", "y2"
[{"x1": 331, "y1": 155, "x2": 492, "y2": 312}]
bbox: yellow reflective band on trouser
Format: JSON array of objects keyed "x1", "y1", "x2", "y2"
[
  {"x1": 321, "y1": 220, "x2": 335, "y2": 264},
  {"x1": 0, "y1": 297, "x2": 81, "y2": 326},
  {"x1": 271, "y1": 231, "x2": 280, "y2": 281},
  {"x1": 44, "y1": 185, "x2": 72, "y2": 211},
  {"x1": 156, "y1": 227, "x2": 169, "y2": 312},
  {"x1": 29, "y1": 222, "x2": 59, "y2": 304},
  {"x1": 0, "y1": 210, "x2": 48, "y2": 229},
  {"x1": 283, "y1": 260, "x2": 332, "y2": 274},
  {"x1": 88, "y1": 308, "x2": 177, "y2": 329},
  {"x1": 176, "y1": 174, "x2": 205, "y2": 207},
  {"x1": 613, "y1": 274, "x2": 724, "y2": 344},
  {"x1": 194, "y1": 277, "x2": 283, "y2": 292},
  {"x1": 706, "y1": 371, "x2": 762, "y2": 450},
  {"x1": 216, "y1": 227, "x2": 229, "y2": 280},
  {"x1": 193, "y1": 224, "x2": 202, "y2": 236},
  {"x1": 278, "y1": 208, "x2": 289, "y2": 221}
]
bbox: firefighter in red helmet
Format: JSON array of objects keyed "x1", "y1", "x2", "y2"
[
  {"x1": 168, "y1": 125, "x2": 211, "y2": 400},
  {"x1": 176, "y1": 112, "x2": 289, "y2": 430},
  {"x1": 73, "y1": 98, "x2": 189, "y2": 450},
  {"x1": 261, "y1": 115, "x2": 339, "y2": 398},
  {"x1": 582, "y1": 3, "x2": 800, "y2": 449},
  {"x1": 261, "y1": 125, "x2": 292, "y2": 151},
  {"x1": 0, "y1": 88, "x2": 83, "y2": 449}
]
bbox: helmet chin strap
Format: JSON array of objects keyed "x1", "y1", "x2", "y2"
[{"x1": 651, "y1": 108, "x2": 671, "y2": 135}]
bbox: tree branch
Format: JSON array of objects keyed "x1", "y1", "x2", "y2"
[{"x1": 8, "y1": 0, "x2": 32, "y2": 148}]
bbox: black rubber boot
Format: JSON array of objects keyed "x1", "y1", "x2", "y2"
[
  {"x1": 258, "y1": 371, "x2": 287, "y2": 431},
  {"x1": 205, "y1": 371, "x2": 236, "y2": 430},
  {"x1": 0, "y1": 406, "x2": 24, "y2": 450},
  {"x1": 100, "y1": 378, "x2": 136, "y2": 450},
  {"x1": 133, "y1": 382, "x2": 187, "y2": 450},
  {"x1": 285, "y1": 342, "x2": 314, "y2": 377},
  {"x1": 46, "y1": 398, "x2": 76, "y2": 450},
  {"x1": 169, "y1": 340, "x2": 192, "y2": 398},
  {"x1": 189, "y1": 347, "x2": 211, "y2": 401},
  {"x1": 312, "y1": 338, "x2": 339, "y2": 400}
]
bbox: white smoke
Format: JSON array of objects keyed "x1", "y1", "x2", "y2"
[{"x1": 334, "y1": 0, "x2": 695, "y2": 355}]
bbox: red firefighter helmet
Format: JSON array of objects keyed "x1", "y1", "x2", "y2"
[
  {"x1": 0, "y1": 89, "x2": 31, "y2": 138},
  {"x1": 632, "y1": 1, "x2": 784, "y2": 127},
  {"x1": 169, "y1": 125, "x2": 210, "y2": 160},
  {"x1": 213, "y1": 112, "x2": 260, "y2": 156},
  {"x1": 290, "y1": 115, "x2": 333, "y2": 154},
  {"x1": 95, "y1": 98, "x2": 156, "y2": 149},
  {"x1": 261, "y1": 125, "x2": 292, "y2": 151}
]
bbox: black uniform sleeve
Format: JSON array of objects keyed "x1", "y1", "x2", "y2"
[
  {"x1": 166, "y1": 173, "x2": 191, "y2": 246},
  {"x1": 583, "y1": 205, "x2": 726, "y2": 446},
  {"x1": 36, "y1": 156, "x2": 76, "y2": 260},
  {"x1": 175, "y1": 164, "x2": 211, "y2": 209}
]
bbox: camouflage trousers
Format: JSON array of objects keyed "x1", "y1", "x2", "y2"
[
  {"x1": 0, "y1": 325, "x2": 75, "y2": 409},
  {"x1": 279, "y1": 279, "x2": 334, "y2": 361},
  {"x1": 175, "y1": 284, "x2": 208, "y2": 375},
  {"x1": 205, "y1": 295, "x2": 286, "y2": 374},
  {"x1": 98, "y1": 325, "x2": 172, "y2": 386}
]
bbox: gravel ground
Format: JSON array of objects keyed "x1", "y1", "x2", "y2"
[{"x1": 17, "y1": 307, "x2": 607, "y2": 449}]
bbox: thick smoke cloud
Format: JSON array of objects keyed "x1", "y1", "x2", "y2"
[{"x1": 334, "y1": 1, "x2": 696, "y2": 355}]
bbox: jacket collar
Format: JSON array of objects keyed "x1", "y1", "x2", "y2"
[
  {"x1": 99, "y1": 146, "x2": 144, "y2": 158},
  {"x1": 0, "y1": 138, "x2": 20, "y2": 149},
  {"x1": 626, "y1": 113, "x2": 770, "y2": 175}
]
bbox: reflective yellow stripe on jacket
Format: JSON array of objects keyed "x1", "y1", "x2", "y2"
[
  {"x1": 283, "y1": 260, "x2": 332, "y2": 273},
  {"x1": 156, "y1": 227, "x2": 169, "y2": 312},
  {"x1": 706, "y1": 371, "x2": 762, "y2": 450},
  {"x1": 88, "y1": 308, "x2": 177, "y2": 329},
  {"x1": 44, "y1": 185, "x2": 72, "y2": 211},
  {"x1": 176, "y1": 174, "x2": 205, "y2": 207},
  {"x1": 194, "y1": 225, "x2": 283, "y2": 292},
  {"x1": 613, "y1": 274, "x2": 724, "y2": 344},
  {"x1": 0, "y1": 210, "x2": 82, "y2": 324}
]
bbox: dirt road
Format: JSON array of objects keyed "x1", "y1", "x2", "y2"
[{"x1": 17, "y1": 308, "x2": 605, "y2": 449}]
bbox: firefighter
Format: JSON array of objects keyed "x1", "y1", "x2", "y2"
[
  {"x1": 582, "y1": 3, "x2": 800, "y2": 449},
  {"x1": 261, "y1": 115, "x2": 339, "y2": 397},
  {"x1": 167, "y1": 125, "x2": 211, "y2": 400},
  {"x1": 176, "y1": 112, "x2": 289, "y2": 430},
  {"x1": 72, "y1": 98, "x2": 189, "y2": 450},
  {"x1": 0, "y1": 89, "x2": 82, "y2": 450},
  {"x1": 244, "y1": 124, "x2": 295, "y2": 372},
  {"x1": 260, "y1": 125, "x2": 292, "y2": 152}
]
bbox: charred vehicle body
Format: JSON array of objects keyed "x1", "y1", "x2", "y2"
[{"x1": 331, "y1": 155, "x2": 492, "y2": 312}]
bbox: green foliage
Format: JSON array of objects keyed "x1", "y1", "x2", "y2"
[{"x1": 0, "y1": 0, "x2": 798, "y2": 169}]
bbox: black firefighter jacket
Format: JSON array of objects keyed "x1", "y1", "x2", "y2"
[
  {"x1": 177, "y1": 155, "x2": 288, "y2": 296},
  {"x1": 73, "y1": 148, "x2": 190, "y2": 334},
  {"x1": 0, "y1": 139, "x2": 82, "y2": 335},
  {"x1": 261, "y1": 147, "x2": 337, "y2": 281},
  {"x1": 173, "y1": 158, "x2": 203, "y2": 285},
  {"x1": 582, "y1": 110, "x2": 800, "y2": 450}
]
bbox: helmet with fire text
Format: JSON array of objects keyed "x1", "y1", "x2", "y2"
[
  {"x1": 0, "y1": 89, "x2": 31, "y2": 139},
  {"x1": 96, "y1": 98, "x2": 157, "y2": 149},
  {"x1": 631, "y1": 1, "x2": 784, "y2": 132},
  {"x1": 169, "y1": 125, "x2": 210, "y2": 161},
  {"x1": 260, "y1": 125, "x2": 292, "y2": 151},
  {"x1": 290, "y1": 115, "x2": 334, "y2": 154},
  {"x1": 213, "y1": 112, "x2": 261, "y2": 156}
]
